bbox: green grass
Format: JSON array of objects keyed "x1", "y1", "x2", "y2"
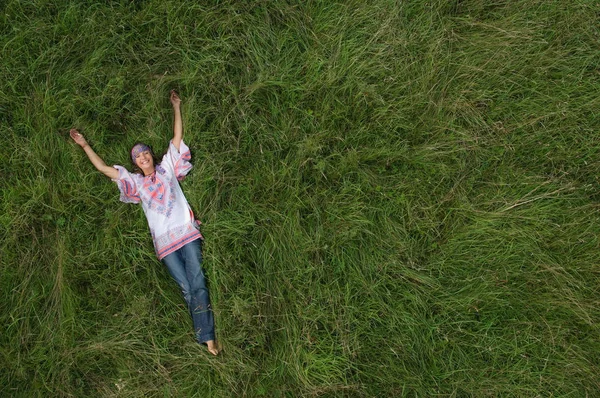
[{"x1": 2, "y1": 0, "x2": 600, "y2": 396}]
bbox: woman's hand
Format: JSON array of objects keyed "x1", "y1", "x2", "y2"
[
  {"x1": 170, "y1": 90, "x2": 181, "y2": 108},
  {"x1": 69, "y1": 128, "x2": 119, "y2": 179},
  {"x1": 70, "y1": 129, "x2": 88, "y2": 148}
]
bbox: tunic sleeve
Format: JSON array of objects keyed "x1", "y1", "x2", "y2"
[
  {"x1": 161, "y1": 139, "x2": 193, "y2": 181},
  {"x1": 111, "y1": 165, "x2": 141, "y2": 204}
]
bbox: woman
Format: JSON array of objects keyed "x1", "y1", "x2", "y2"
[{"x1": 70, "y1": 90, "x2": 219, "y2": 355}]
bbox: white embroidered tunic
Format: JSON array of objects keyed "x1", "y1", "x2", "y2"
[{"x1": 112, "y1": 140, "x2": 202, "y2": 260}]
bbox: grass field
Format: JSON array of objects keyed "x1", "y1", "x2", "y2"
[{"x1": 1, "y1": 0, "x2": 600, "y2": 396}]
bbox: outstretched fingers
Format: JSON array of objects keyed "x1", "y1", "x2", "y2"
[
  {"x1": 69, "y1": 129, "x2": 87, "y2": 147},
  {"x1": 170, "y1": 90, "x2": 181, "y2": 107}
]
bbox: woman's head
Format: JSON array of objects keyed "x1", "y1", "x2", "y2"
[{"x1": 131, "y1": 143, "x2": 158, "y2": 175}]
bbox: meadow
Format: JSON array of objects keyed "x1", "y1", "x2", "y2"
[{"x1": 1, "y1": 0, "x2": 600, "y2": 396}]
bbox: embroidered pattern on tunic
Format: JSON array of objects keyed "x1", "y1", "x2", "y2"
[
  {"x1": 154, "y1": 223, "x2": 202, "y2": 259},
  {"x1": 116, "y1": 178, "x2": 141, "y2": 204},
  {"x1": 174, "y1": 150, "x2": 192, "y2": 181},
  {"x1": 141, "y1": 171, "x2": 176, "y2": 218}
]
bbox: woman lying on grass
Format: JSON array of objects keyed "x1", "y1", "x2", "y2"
[{"x1": 70, "y1": 90, "x2": 219, "y2": 356}]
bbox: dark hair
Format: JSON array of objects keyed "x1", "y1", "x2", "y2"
[{"x1": 130, "y1": 142, "x2": 160, "y2": 175}]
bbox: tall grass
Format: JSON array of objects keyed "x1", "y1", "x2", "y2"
[{"x1": 1, "y1": 0, "x2": 600, "y2": 396}]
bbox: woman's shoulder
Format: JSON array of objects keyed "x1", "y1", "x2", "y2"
[{"x1": 115, "y1": 166, "x2": 145, "y2": 183}]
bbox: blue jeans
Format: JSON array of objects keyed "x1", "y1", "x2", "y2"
[{"x1": 161, "y1": 239, "x2": 215, "y2": 343}]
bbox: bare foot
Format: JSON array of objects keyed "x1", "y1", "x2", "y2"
[{"x1": 206, "y1": 340, "x2": 220, "y2": 356}]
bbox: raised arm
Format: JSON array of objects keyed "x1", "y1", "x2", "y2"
[
  {"x1": 170, "y1": 90, "x2": 183, "y2": 151},
  {"x1": 70, "y1": 129, "x2": 119, "y2": 179}
]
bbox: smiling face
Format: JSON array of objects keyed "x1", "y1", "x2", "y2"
[
  {"x1": 135, "y1": 150, "x2": 155, "y2": 175},
  {"x1": 131, "y1": 143, "x2": 156, "y2": 176}
]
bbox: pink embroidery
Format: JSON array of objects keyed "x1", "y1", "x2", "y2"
[
  {"x1": 141, "y1": 171, "x2": 176, "y2": 217},
  {"x1": 174, "y1": 149, "x2": 192, "y2": 180},
  {"x1": 117, "y1": 179, "x2": 140, "y2": 203},
  {"x1": 155, "y1": 224, "x2": 203, "y2": 259}
]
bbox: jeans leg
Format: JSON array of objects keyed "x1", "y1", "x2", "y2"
[
  {"x1": 162, "y1": 249, "x2": 192, "y2": 308},
  {"x1": 176, "y1": 239, "x2": 215, "y2": 343}
]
